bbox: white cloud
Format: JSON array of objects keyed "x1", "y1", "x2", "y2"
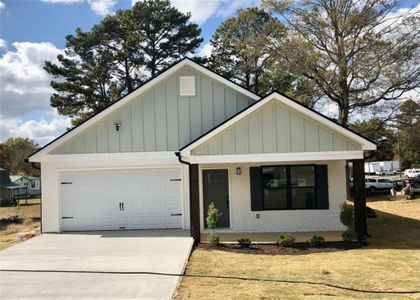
[
  {"x1": 42, "y1": 0, "x2": 116, "y2": 16},
  {"x1": 216, "y1": 0, "x2": 258, "y2": 18},
  {"x1": 0, "y1": 41, "x2": 71, "y2": 145},
  {"x1": 198, "y1": 42, "x2": 213, "y2": 57},
  {"x1": 315, "y1": 99, "x2": 339, "y2": 119},
  {"x1": 170, "y1": 0, "x2": 221, "y2": 24},
  {"x1": 132, "y1": 0, "x2": 260, "y2": 25},
  {"x1": 41, "y1": 0, "x2": 83, "y2": 3},
  {"x1": 88, "y1": 0, "x2": 117, "y2": 16},
  {"x1": 0, "y1": 1, "x2": 5, "y2": 11},
  {"x1": 376, "y1": 2, "x2": 420, "y2": 32},
  {"x1": 0, "y1": 115, "x2": 71, "y2": 146},
  {"x1": 0, "y1": 38, "x2": 6, "y2": 50}
]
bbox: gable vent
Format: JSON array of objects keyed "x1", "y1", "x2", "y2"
[{"x1": 179, "y1": 76, "x2": 196, "y2": 96}]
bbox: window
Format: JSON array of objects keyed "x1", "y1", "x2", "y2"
[
  {"x1": 261, "y1": 165, "x2": 317, "y2": 210},
  {"x1": 31, "y1": 181, "x2": 35, "y2": 188}
]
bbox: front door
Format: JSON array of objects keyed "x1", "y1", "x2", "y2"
[{"x1": 203, "y1": 169, "x2": 230, "y2": 228}]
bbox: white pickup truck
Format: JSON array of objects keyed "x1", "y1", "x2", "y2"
[
  {"x1": 365, "y1": 178, "x2": 394, "y2": 193},
  {"x1": 405, "y1": 169, "x2": 420, "y2": 178}
]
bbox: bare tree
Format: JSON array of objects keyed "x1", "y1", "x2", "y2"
[{"x1": 263, "y1": 0, "x2": 420, "y2": 125}]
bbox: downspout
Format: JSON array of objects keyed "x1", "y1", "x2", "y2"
[
  {"x1": 175, "y1": 152, "x2": 194, "y2": 240},
  {"x1": 24, "y1": 159, "x2": 42, "y2": 234},
  {"x1": 175, "y1": 151, "x2": 191, "y2": 166}
]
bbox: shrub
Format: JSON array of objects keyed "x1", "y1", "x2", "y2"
[
  {"x1": 278, "y1": 233, "x2": 295, "y2": 247},
  {"x1": 0, "y1": 215, "x2": 23, "y2": 225},
  {"x1": 206, "y1": 202, "x2": 222, "y2": 229},
  {"x1": 207, "y1": 233, "x2": 220, "y2": 245},
  {"x1": 309, "y1": 235, "x2": 326, "y2": 248},
  {"x1": 342, "y1": 230, "x2": 356, "y2": 242},
  {"x1": 10, "y1": 215, "x2": 23, "y2": 224},
  {"x1": 340, "y1": 202, "x2": 354, "y2": 228},
  {"x1": 340, "y1": 202, "x2": 356, "y2": 241},
  {"x1": 237, "y1": 238, "x2": 252, "y2": 248}
]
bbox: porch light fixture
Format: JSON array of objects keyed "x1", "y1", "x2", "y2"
[
  {"x1": 236, "y1": 167, "x2": 241, "y2": 175},
  {"x1": 113, "y1": 122, "x2": 121, "y2": 131}
]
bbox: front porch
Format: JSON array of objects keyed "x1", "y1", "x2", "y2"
[{"x1": 187, "y1": 159, "x2": 367, "y2": 243}]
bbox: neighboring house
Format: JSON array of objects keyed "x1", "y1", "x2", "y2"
[
  {"x1": 0, "y1": 168, "x2": 21, "y2": 206},
  {"x1": 27, "y1": 176, "x2": 41, "y2": 196},
  {"x1": 28, "y1": 58, "x2": 376, "y2": 240},
  {"x1": 9, "y1": 175, "x2": 29, "y2": 197},
  {"x1": 9, "y1": 175, "x2": 41, "y2": 197}
]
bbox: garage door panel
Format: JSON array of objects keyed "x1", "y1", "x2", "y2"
[
  {"x1": 147, "y1": 216, "x2": 163, "y2": 226},
  {"x1": 61, "y1": 168, "x2": 182, "y2": 231},
  {"x1": 163, "y1": 199, "x2": 180, "y2": 209},
  {"x1": 63, "y1": 216, "x2": 114, "y2": 231},
  {"x1": 130, "y1": 216, "x2": 146, "y2": 226}
]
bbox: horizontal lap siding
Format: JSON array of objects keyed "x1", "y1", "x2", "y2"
[
  {"x1": 191, "y1": 101, "x2": 363, "y2": 155},
  {"x1": 52, "y1": 66, "x2": 254, "y2": 154}
]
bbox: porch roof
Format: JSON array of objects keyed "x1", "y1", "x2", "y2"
[
  {"x1": 179, "y1": 92, "x2": 376, "y2": 163},
  {"x1": 183, "y1": 151, "x2": 363, "y2": 164}
]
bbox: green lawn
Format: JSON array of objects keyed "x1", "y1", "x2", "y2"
[{"x1": 176, "y1": 198, "x2": 420, "y2": 299}]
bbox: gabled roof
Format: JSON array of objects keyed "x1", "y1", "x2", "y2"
[
  {"x1": 28, "y1": 58, "x2": 261, "y2": 162},
  {"x1": 0, "y1": 169, "x2": 18, "y2": 188},
  {"x1": 180, "y1": 91, "x2": 377, "y2": 154},
  {"x1": 9, "y1": 175, "x2": 26, "y2": 182}
]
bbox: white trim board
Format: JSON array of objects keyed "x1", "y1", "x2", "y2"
[
  {"x1": 180, "y1": 92, "x2": 377, "y2": 154},
  {"x1": 40, "y1": 151, "x2": 178, "y2": 163},
  {"x1": 28, "y1": 59, "x2": 260, "y2": 162},
  {"x1": 186, "y1": 151, "x2": 364, "y2": 164}
]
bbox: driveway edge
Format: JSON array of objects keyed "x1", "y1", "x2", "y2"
[{"x1": 171, "y1": 238, "x2": 195, "y2": 299}]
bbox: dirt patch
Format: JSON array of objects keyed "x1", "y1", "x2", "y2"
[
  {"x1": 0, "y1": 200, "x2": 41, "y2": 250},
  {"x1": 199, "y1": 241, "x2": 364, "y2": 255}
]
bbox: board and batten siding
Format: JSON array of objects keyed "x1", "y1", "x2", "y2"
[
  {"x1": 191, "y1": 101, "x2": 362, "y2": 155},
  {"x1": 52, "y1": 67, "x2": 254, "y2": 154}
]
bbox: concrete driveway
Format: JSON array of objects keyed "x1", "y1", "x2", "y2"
[{"x1": 0, "y1": 230, "x2": 193, "y2": 299}]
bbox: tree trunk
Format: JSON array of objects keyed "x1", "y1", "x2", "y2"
[
  {"x1": 353, "y1": 159, "x2": 368, "y2": 241},
  {"x1": 254, "y1": 73, "x2": 259, "y2": 95},
  {"x1": 245, "y1": 73, "x2": 251, "y2": 90},
  {"x1": 124, "y1": 59, "x2": 133, "y2": 92},
  {"x1": 339, "y1": 106, "x2": 349, "y2": 125}
]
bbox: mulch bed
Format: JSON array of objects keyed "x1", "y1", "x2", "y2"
[{"x1": 199, "y1": 241, "x2": 365, "y2": 255}]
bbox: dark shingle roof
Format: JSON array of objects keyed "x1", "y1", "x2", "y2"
[{"x1": 0, "y1": 169, "x2": 18, "y2": 188}]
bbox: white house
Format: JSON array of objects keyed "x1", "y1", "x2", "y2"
[
  {"x1": 28, "y1": 58, "x2": 376, "y2": 241},
  {"x1": 9, "y1": 175, "x2": 41, "y2": 197}
]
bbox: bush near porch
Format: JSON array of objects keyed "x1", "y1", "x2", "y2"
[{"x1": 176, "y1": 198, "x2": 420, "y2": 299}]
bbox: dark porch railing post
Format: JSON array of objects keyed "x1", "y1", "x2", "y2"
[
  {"x1": 189, "y1": 164, "x2": 201, "y2": 243},
  {"x1": 352, "y1": 159, "x2": 367, "y2": 241}
]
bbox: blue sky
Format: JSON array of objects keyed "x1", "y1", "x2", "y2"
[
  {"x1": 0, "y1": 0, "x2": 419, "y2": 146},
  {"x1": 0, "y1": 0, "x2": 229, "y2": 49}
]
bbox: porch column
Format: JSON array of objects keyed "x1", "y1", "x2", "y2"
[
  {"x1": 189, "y1": 164, "x2": 201, "y2": 243},
  {"x1": 352, "y1": 159, "x2": 367, "y2": 241}
]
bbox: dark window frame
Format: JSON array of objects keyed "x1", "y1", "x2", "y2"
[{"x1": 261, "y1": 164, "x2": 320, "y2": 210}]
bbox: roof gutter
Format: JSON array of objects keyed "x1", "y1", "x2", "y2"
[
  {"x1": 175, "y1": 151, "x2": 190, "y2": 166},
  {"x1": 24, "y1": 158, "x2": 40, "y2": 171}
]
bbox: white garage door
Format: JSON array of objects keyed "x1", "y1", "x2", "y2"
[{"x1": 61, "y1": 168, "x2": 182, "y2": 231}]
